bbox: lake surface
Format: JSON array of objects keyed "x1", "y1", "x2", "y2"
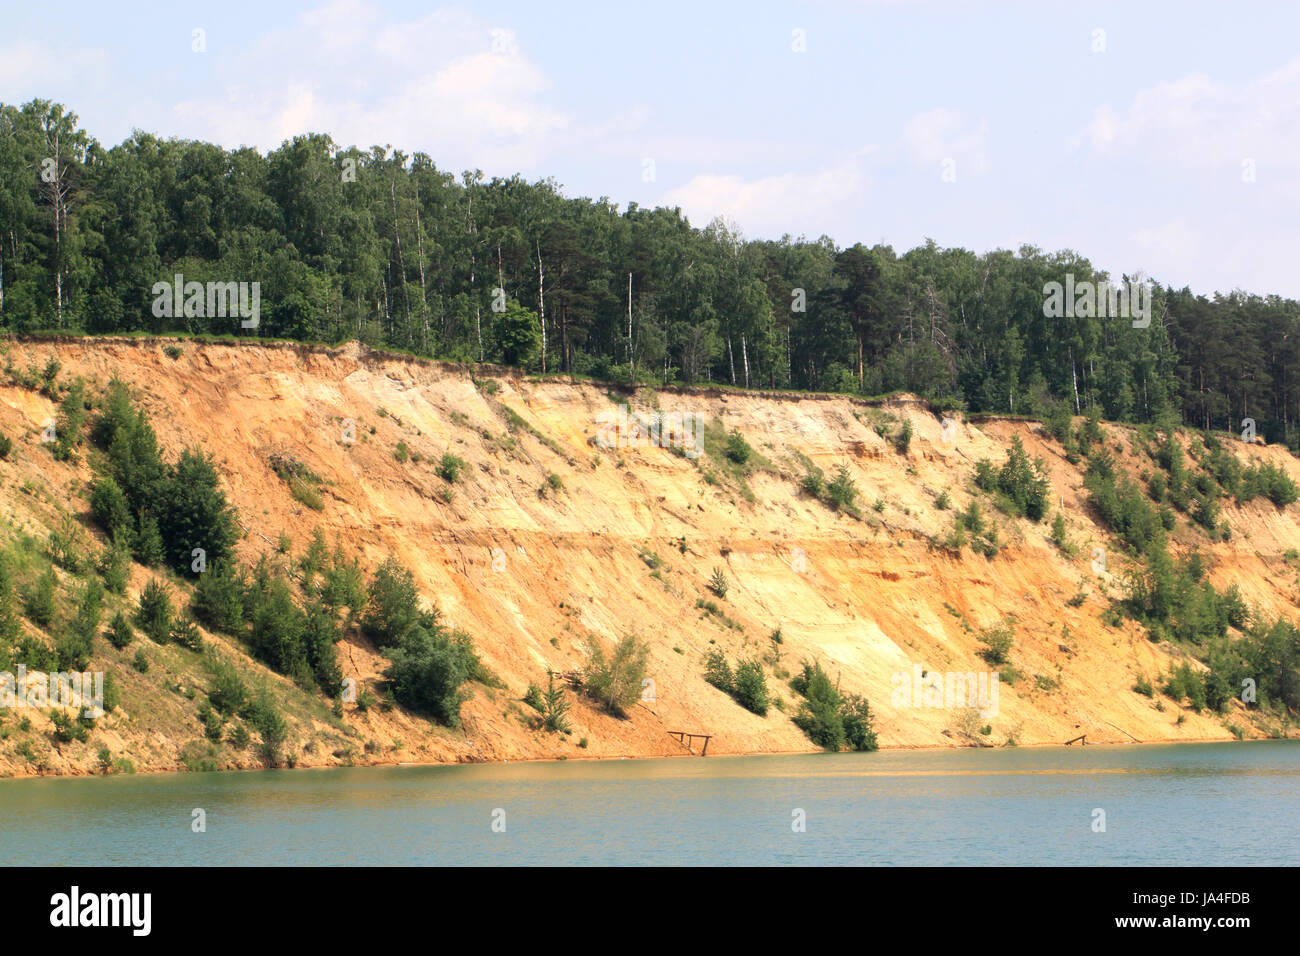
[{"x1": 1, "y1": 742, "x2": 1296, "y2": 865}]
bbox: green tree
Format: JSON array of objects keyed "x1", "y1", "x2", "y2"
[
  {"x1": 732, "y1": 658, "x2": 769, "y2": 716},
  {"x1": 156, "y1": 447, "x2": 239, "y2": 576},
  {"x1": 383, "y1": 624, "x2": 473, "y2": 726},
  {"x1": 491, "y1": 300, "x2": 542, "y2": 367},
  {"x1": 135, "y1": 579, "x2": 173, "y2": 643},
  {"x1": 106, "y1": 610, "x2": 134, "y2": 650},
  {"x1": 24, "y1": 568, "x2": 57, "y2": 627},
  {"x1": 541, "y1": 671, "x2": 571, "y2": 733},
  {"x1": 584, "y1": 634, "x2": 650, "y2": 716},
  {"x1": 361, "y1": 558, "x2": 430, "y2": 647},
  {"x1": 0, "y1": 555, "x2": 21, "y2": 643}
]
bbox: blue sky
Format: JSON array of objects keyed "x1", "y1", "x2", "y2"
[{"x1": 4, "y1": 0, "x2": 1299, "y2": 296}]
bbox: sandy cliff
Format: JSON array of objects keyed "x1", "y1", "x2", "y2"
[{"x1": 0, "y1": 337, "x2": 1294, "y2": 776}]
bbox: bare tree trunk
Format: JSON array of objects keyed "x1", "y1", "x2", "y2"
[
  {"x1": 496, "y1": 242, "x2": 505, "y2": 299},
  {"x1": 389, "y1": 176, "x2": 411, "y2": 341},
  {"x1": 1070, "y1": 346, "x2": 1081, "y2": 413},
  {"x1": 536, "y1": 240, "x2": 546, "y2": 373},
  {"x1": 413, "y1": 177, "x2": 429, "y2": 352},
  {"x1": 856, "y1": 324, "x2": 865, "y2": 389},
  {"x1": 742, "y1": 334, "x2": 750, "y2": 389},
  {"x1": 561, "y1": 304, "x2": 569, "y2": 372}
]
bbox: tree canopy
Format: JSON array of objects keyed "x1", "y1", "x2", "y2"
[{"x1": 4, "y1": 98, "x2": 1300, "y2": 444}]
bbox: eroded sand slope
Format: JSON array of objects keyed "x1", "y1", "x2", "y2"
[{"x1": 1, "y1": 338, "x2": 1295, "y2": 775}]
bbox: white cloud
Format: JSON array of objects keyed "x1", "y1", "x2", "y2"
[
  {"x1": 900, "y1": 108, "x2": 990, "y2": 175},
  {"x1": 657, "y1": 160, "x2": 869, "y2": 236},
  {"x1": 169, "y1": 1, "x2": 569, "y2": 171},
  {"x1": 0, "y1": 40, "x2": 109, "y2": 99},
  {"x1": 1078, "y1": 56, "x2": 1300, "y2": 169},
  {"x1": 1130, "y1": 218, "x2": 1199, "y2": 265}
]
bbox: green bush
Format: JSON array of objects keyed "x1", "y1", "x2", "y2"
[
  {"x1": 732, "y1": 658, "x2": 770, "y2": 716},
  {"x1": 708, "y1": 566, "x2": 729, "y2": 599},
  {"x1": 827, "y1": 464, "x2": 858, "y2": 513},
  {"x1": 51, "y1": 710, "x2": 89, "y2": 744},
  {"x1": 48, "y1": 516, "x2": 91, "y2": 574},
  {"x1": 132, "y1": 514, "x2": 165, "y2": 567},
  {"x1": 0, "y1": 556, "x2": 21, "y2": 643},
  {"x1": 302, "y1": 598, "x2": 343, "y2": 696},
  {"x1": 198, "y1": 701, "x2": 225, "y2": 741},
  {"x1": 106, "y1": 610, "x2": 134, "y2": 650},
  {"x1": 583, "y1": 634, "x2": 650, "y2": 716},
  {"x1": 132, "y1": 648, "x2": 150, "y2": 672},
  {"x1": 23, "y1": 568, "x2": 57, "y2": 628},
  {"x1": 1161, "y1": 661, "x2": 1207, "y2": 711},
  {"x1": 136, "y1": 579, "x2": 174, "y2": 644},
  {"x1": 523, "y1": 682, "x2": 545, "y2": 711},
  {"x1": 977, "y1": 620, "x2": 1015, "y2": 665},
  {"x1": 71, "y1": 577, "x2": 103, "y2": 642},
  {"x1": 98, "y1": 542, "x2": 130, "y2": 594},
  {"x1": 170, "y1": 616, "x2": 204, "y2": 652},
  {"x1": 228, "y1": 723, "x2": 251, "y2": 750},
  {"x1": 1042, "y1": 403, "x2": 1072, "y2": 444},
  {"x1": 841, "y1": 693, "x2": 878, "y2": 751},
  {"x1": 90, "y1": 475, "x2": 133, "y2": 545},
  {"x1": 383, "y1": 623, "x2": 475, "y2": 727},
  {"x1": 361, "y1": 558, "x2": 429, "y2": 648},
  {"x1": 192, "y1": 561, "x2": 246, "y2": 633},
  {"x1": 1085, "y1": 467, "x2": 1165, "y2": 553},
  {"x1": 249, "y1": 578, "x2": 311, "y2": 685},
  {"x1": 101, "y1": 670, "x2": 121, "y2": 713},
  {"x1": 541, "y1": 672, "x2": 571, "y2": 733},
  {"x1": 52, "y1": 378, "x2": 88, "y2": 461},
  {"x1": 288, "y1": 477, "x2": 324, "y2": 511},
  {"x1": 893, "y1": 420, "x2": 913, "y2": 454},
  {"x1": 55, "y1": 628, "x2": 93, "y2": 671},
  {"x1": 790, "y1": 660, "x2": 844, "y2": 751},
  {"x1": 244, "y1": 692, "x2": 289, "y2": 766},
  {"x1": 156, "y1": 447, "x2": 240, "y2": 576},
  {"x1": 703, "y1": 649, "x2": 733, "y2": 692},
  {"x1": 206, "y1": 656, "x2": 249, "y2": 716},
  {"x1": 437, "y1": 453, "x2": 467, "y2": 484},
  {"x1": 1050, "y1": 511, "x2": 1069, "y2": 550},
  {"x1": 977, "y1": 436, "x2": 1050, "y2": 521},
  {"x1": 192, "y1": 561, "x2": 245, "y2": 634},
  {"x1": 1240, "y1": 461, "x2": 1299, "y2": 506},
  {"x1": 725, "y1": 431, "x2": 752, "y2": 465},
  {"x1": 321, "y1": 545, "x2": 366, "y2": 611}
]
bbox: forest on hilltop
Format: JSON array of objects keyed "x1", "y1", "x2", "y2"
[{"x1": 3, "y1": 98, "x2": 1299, "y2": 444}]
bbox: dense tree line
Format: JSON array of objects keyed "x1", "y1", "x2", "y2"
[{"x1": 5, "y1": 98, "x2": 1300, "y2": 444}]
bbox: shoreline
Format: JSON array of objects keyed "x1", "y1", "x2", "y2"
[{"x1": 1, "y1": 733, "x2": 1291, "y2": 783}]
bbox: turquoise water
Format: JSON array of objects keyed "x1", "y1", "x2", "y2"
[{"x1": 1, "y1": 742, "x2": 1296, "y2": 865}]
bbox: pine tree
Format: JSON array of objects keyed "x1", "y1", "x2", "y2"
[
  {"x1": 708, "y1": 566, "x2": 729, "y2": 599},
  {"x1": 541, "y1": 671, "x2": 571, "y2": 733}
]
